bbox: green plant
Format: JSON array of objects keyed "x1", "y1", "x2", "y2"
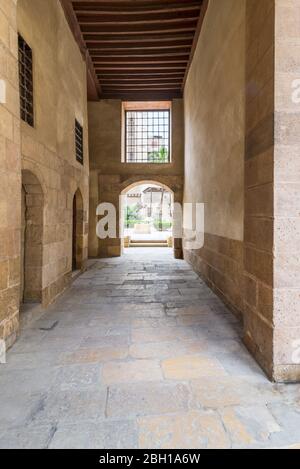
[
  {"x1": 154, "y1": 220, "x2": 172, "y2": 231},
  {"x1": 148, "y1": 147, "x2": 169, "y2": 163},
  {"x1": 124, "y1": 205, "x2": 141, "y2": 228}
]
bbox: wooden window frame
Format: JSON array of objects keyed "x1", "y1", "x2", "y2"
[{"x1": 124, "y1": 109, "x2": 171, "y2": 164}]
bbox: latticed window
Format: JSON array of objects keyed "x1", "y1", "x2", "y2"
[
  {"x1": 18, "y1": 34, "x2": 34, "y2": 127},
  {"x1": 75, "y1": 119, "x2": 84, "y2": 165},
  {"x1": 125, "y1": 110, "x2": 170, "y2": 163}
]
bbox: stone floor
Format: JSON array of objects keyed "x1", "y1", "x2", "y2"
[{"x1": 0, "y1": 248, "x2": 300, "y2": 449}]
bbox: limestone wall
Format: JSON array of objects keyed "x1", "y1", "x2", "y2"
[
  {"x1": 0, "y1": 0, "x2": 21, "y2": 347},
  {"x1": 243, "y1": 0, "x2": 300, "y2": 382},
  {"x1": 243, "y1": 0, "x2": 275, "y2": 379},
  {"x1": 0, "y1": 0, "x2": 89, "y2": 349},
  {"x1": 272, "y1": 0, "x2": 300, "y2": 381},
  {"x1": 17, "y1": 0, "x2": 89, "y2": 306},
  {"x1": 183, "y1": 0, "x2": 246, "y2": 315},
  {"x1": 184, "y1": 0, "x2": 300, "y2": 382},
  {"x1": 88, "y1": 99, "x2": 184, "y2": 258}
]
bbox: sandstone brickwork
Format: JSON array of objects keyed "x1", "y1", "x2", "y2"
[
  {"x1": 17, "y1": 0, "x2": 89, "y2": 309},
  {"x1": 243, "y1": 0, "x2": 276, "y2": 380},
  {"x1": 183, "y1": 0, "x2": 246, "y2": 319},
  {"x1": 0, "y1": 0, "x2": 21, "y2": 348},
  {"x1": 0, "y1": 0, "x2": 89, "y2": 350},
  {"x1": 88, "y1": 99, "x2": 184, "y2": 259},
  {"x1": 184, "y1": 0, "x2": 300, "y2": 382},
  {"x1": 272, "y1": 0, "x2": 300, "y2": 381}
]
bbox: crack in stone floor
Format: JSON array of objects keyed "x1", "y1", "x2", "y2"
[{"x1": 0, "y1": 248, "x2": 300, "y2": 449}]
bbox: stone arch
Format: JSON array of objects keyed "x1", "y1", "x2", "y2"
[
  {"x1": 72, "y1": 188, "x2": 84, "y2": 271},
  {"x1": 21, "y1": 169, "x2": 44, "y2": 304},
  {"x1": 21, "y1": 159, "x2": 48, "y2": 204},
  {"x1": 120, "y1": 178, "x2": 183, "y2": 257},
  {"x1": 120, "y1": 177, "x2": 175, "y2": 196}
]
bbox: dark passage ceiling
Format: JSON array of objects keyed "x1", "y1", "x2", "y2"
[{"x1": 62, "y1": 0, "x2": 207, "y2": 100}]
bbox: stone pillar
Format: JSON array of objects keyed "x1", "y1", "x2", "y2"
[
  {"x1": 98, "y1": 174, "x2": 122, "y2": 258},
  {"x1": 244, "y1": 0, "x2": 300, "y2": 382},
  {"x1": 88, "y1": 169, "x2": 100, "y2": 258},
  {"x1": 272, "y1": 0, "x2": 300, "y2": 381},
  {"x1": 0, "y1": 0, "x2": 21, "y2": 348},
  {"x1": 173, "y1": 191, "x2": 183, "y2": 259},
  {"x1": 243, "y1": 0, "x2": 275, "y2": 379}
]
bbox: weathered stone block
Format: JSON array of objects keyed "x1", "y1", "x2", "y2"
[{"x1": 0, "y1": 259, "x2": 9, "y2": 290}]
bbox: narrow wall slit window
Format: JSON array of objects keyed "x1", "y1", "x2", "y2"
[
  {"x1": 18, "y1": 35, "x2": 34, "y2": 127},
  {"x1": 75, "y1": 120, "x2": 84, "y2": 165},
  {"x1": 125, "y1": 110, "x2": 170, "y2": 163}
]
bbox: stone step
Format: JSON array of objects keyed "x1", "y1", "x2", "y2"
[
  {"x1": 130, "y1": 239, "x2": 169, "y2": 244},
  {"x1": 130, "y1": 241, "x2": 169, "y2": 247}
]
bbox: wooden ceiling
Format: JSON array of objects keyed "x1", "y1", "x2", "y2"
[{"x1": 61, "y1": 0, "x2": 208, "y2": 100}]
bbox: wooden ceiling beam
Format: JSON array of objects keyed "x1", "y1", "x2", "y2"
[
  {"x1": 91, "y1": 56, "x2": 189, "y2": 64},
  {"x1": 102, "y1": 85, "x2": 183, "y2": 90},
  {"x1": 65, "y1": 0, "x2": 207, "y2": 100},
  {"x1": 100, "y1": 77, "x2": 184, "y2": 83},
  {"x1": 99, "y1": 90, "x2": 183, "y2": 100},
  {"x1": 99, "y1": 85, "x2": 184, "y2": 89},
  {"x1": 73, "y1": 3, "x2": 201, "y2": 15},
  {"x1": 72, "y1": 1, "x2": 202, "y2": 11},
  {"x1": 97, "y1": 72, "x2": 185, "y2": 77},
  {"x1": 80, "y1": 22, "x2": 197, "y2": 34},
  {"x1": 76, "y1": 11, "x2": 200, "y2": 24},
  {"x1": 87, "y1": 42, "x2": 193, "y2": 51},
  {"x1": 83, "y1": 33, "x2": 195, "y2": 43},
  {"x1": 101, "y1": 80, "x2": 182, "y2": 84},
  {"x1": 95, "y1": 65, "x2": 187, "y2": 71},
  {"x1": 102, "y1": 82, "x2": 181, "y2": 91},
  {"x1": 89, "y1": 48, "x2": 191, "y2": 57}
]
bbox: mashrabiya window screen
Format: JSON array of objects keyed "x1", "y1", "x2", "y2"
[
  {"x1": 75, "y1": 119, "x2": 84, "y2": 165},
  {"x1": 18, "y1": 34, "x2": 34, "y2": 127},
  {"x1": 125, "y1": 110, "x2": 170, "y2": 163}
]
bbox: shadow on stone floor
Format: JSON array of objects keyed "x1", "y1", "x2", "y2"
[{"x1": 0, "y1": 248, "x2": 300, "y2": 449}]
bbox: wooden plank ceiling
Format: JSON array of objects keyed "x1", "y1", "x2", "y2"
[{"x1": 66, "y1": 0, "x2": 207, "y2": 100}]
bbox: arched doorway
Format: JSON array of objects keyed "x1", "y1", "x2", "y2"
[
  {"x1": 72, "y1": 189, "x2": 84, "y2": 271},
  {"x1": 121, "y1": 181, "x2": 174, "y2": 251},
  {"x1": 21, "y1": 170, "x2": 44, "y2": 305}
]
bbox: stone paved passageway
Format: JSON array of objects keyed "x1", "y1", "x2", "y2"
[{"x1": 0, "y1": 249, "x2": 300, "y2": 449}]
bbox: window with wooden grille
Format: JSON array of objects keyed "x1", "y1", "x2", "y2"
[
  {"x1": 75, "y1": 120, "x2": 84, "y2": 165},
  {"x1": 125, "y1": 109, "x2": 170, "y2": 163},
  {"x1": 18, "y1": 34, "x2": 34, "y2": 127}
]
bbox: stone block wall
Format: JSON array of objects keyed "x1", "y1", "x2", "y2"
[
  {"x1": 17, "y1": 0, "x2": 89, "y2": 307},
  {"x1": 88, "y1": 99, "x2": 184, "y2": 259},
  {"x1": 183, "y1": 0, "x2": 246, "y2": 317},
  {"x1": 0, "y1": 0, "x2": 89, "y2": 350},
  {"x1": 272, "y1": 0, "x2": 300, "y2": 381},
  {"x1": 0, "y1": 0, "x2": 21, "y2": 348},
  {"x1": 185, "y1": 236, "x2": 244, "y2": 317},
  {"x1": 95, "y1": 174, "x2": 183, "y2": 259},
  {"x1": 244, "y1": 0, "x2": 300, "y2": 382},
  {"x1": 243, "y1": 0, "x2": 275, "y2": 379}
]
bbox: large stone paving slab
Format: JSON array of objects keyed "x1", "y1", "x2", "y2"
[
  {"x1": 106, "y1": 382, "x2": 190, "y2": 418},
  {"x1": 138, "y1": 411, "x2": 231, "y2": 449},
  {"x1": 0, "y1": 248, "x2": 300, "y2": 449},
  {"x1": 102, "y1": 359, "x2": 163, "y2": 385},
  {"x1": 162, "y1": 355, "x2": 227, "y2": 380},
  {"x1": 48, "y1": 420, "x2": 138, "y2": 450}
]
